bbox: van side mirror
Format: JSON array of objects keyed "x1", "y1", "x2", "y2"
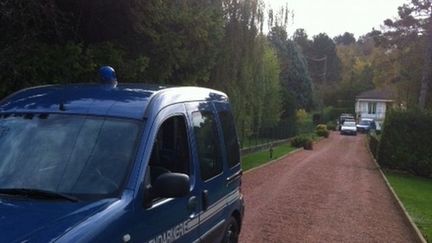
[{"x1": 152, "y1": 173, "x2": 190, "y2": 199}]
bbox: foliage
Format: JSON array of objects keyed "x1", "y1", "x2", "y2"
[
  {"x1": 315, "y1": 124, "x2": 329, "y2": 138},
  {"x1": 291, "y1": 135, "x2": 313, "y2": 150},
  {"x1": 368, "y1": 133, "x2": 380, "y2": 159},
  {"x1": 312, "y1": 113, "x2": 321, "y2": 125},
  {"x1": 334, "y1": 32, "x2": 356, "y2": 45},
  {"x1": 0, "y1": 0, "x2": 224, "y2": 89},
  {"x1": 383, "y1": 0, "x2": 432, "y2": 109},
  {"x1": 295, "y1": 109, "x2": 308, "y2": 122},
  {"x1": 296, "y1": 110, "x2": 314, "y2": 134},
  {"x1": 316, "y1": 124, "x2": 327, "y2": 130},
  {"x1": 269, "y1": 27, "x2": 314, "y2": 111},
  {"x1": 292, "y1": 30, "x2": 344, "y2": 109},
  {"x1": 309, "y1": 33, "x2": 341, "y2": 84},
  {"x1": 321, "y1": 106, "x2": 339, "y2": 123},
  {"x1": 378, "y1": 110, "x2": 432, "y2": 177},
  {"x1": 336, "y1": 44, "x2": 375, "y2": 89},
  {"x1": 326, "y1": 121, "x2": 336, "y2": 131},
  {"x1": 385, "y1": 172, "x2": 432, "y2": 241},
  {"x1": 293, "y1": 29, "x2": 311, "y2": 54},
  {"x1": 0, "y1": 0, "x2": 288, "y2": 144}
]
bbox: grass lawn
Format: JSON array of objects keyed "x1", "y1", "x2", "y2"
[
  {"x1": 241, "y1": 143, "x2": 296, "y2": 171},
  {"x1": 385, "y1": 172, "x2": 432, "y2": 241},
  {"x1": 240, "y1": 137, "x2": 276, "y2": 148}
]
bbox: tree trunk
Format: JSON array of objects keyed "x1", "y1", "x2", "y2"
[{"x1": 419, "y1": 14, "x2": 432, "y2": 109}]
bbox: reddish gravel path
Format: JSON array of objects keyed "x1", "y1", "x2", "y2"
[{"x1": 239, "y1": 132, "x2": 419, "y2": 243}]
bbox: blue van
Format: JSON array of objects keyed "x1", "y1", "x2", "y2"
[{"x1": 0, "y1": 72, "x2": 244, "y2": 242}]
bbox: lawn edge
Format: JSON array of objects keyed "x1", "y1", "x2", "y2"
[
  {"x1": 243, "y1": 135, "x2": 327, "y2": 174},
  {"x1": 243, "y1": 147, "x2": 303, "y2": 174},
  {"x1": 364, "y1": 138, "x2": 428, "y2": 243}
]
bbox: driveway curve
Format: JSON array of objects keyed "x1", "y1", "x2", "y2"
[{"x1": 240, "y1": 132, "x2": 419, "y2": 242}]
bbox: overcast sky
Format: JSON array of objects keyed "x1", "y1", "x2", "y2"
[{"x1": 264, "y1": 0, "x2": 408, "y2": 38}]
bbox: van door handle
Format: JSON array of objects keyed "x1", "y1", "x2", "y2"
[
  {"x1": 187, "y1": 196, "x2": 198, "y2": 219},
  {"x1": 226, "y1": 170, "x2": 242, "y2": 184},
  {"x1": 202, "y1": 190, "x2": 209, "y2": 211}
]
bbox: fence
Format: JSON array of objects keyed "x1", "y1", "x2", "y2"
[
  {"x1": 238, "y1": 118, "x2": 315, "y2": 155},
  {"x1": 238, "y1": 119, "x2": 297, "y2": 148}
]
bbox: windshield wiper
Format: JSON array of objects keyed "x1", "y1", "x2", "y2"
[{"x1": 0, "y1": 188, "x2": 80, "y2": 202}]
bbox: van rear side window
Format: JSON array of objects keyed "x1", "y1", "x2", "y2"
[
  {"x1": 219, "y1": 111, "x2": 240, "y2": 167},
  {"x1": 192, "y1": 111, "x2": 222, "y2": 180}
]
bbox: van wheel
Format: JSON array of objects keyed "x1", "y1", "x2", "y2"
[{"x1": 222, "y1": 217, "x2": 239, "y2": 243}]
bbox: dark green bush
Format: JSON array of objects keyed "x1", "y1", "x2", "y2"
[
  {"x1": 377, "y1": 110, "x2": 432, "y2": 177},
  {"x1": 322, "y1": 106, "x2": 339, "y2": 123},
  {"x1": 368, "y1": 133, "x2": 380, "y2": 159},
  {"x1": 297, "y1": 119, "x2": 314, "y2": 134},
  {"x1": 316, "y1": 124, "x2": 327, "y2": 130},
  {"x1": 315, "y1": 124, "x2": 329, "y2": 138},
  {"x1": 326, "y1": 121, "x2": 336, "y2": 131},
  {"x1": 316, "y1": 129, "x2": 329, "y2": 138},
  {"x1": 291, "y1": 136, "x2": 313, "y2": 150},
  {"x1": 312, "y1": 113, "x2": 321, "y2": 125},
  {"x1": 321, "y1": 106, "x2": 353, "y2": 123}
]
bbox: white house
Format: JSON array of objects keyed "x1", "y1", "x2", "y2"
[{"x1": 355, "y1": 88, "x2": 396, "y2": 127}]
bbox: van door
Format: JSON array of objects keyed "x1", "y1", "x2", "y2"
[
  {"x1": 213, "y1": 102, "x2": 242, "y2": 208},
  {"x1": 186, "y1": 102, "x2": 228, "y2": 242},
  {"x1": 135, "y1": 104, "x2": 200, "y2": 243}
]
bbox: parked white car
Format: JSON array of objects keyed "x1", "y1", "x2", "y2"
[{"x1": 340, "y1": 121, "x2": 357, "y2": 136}]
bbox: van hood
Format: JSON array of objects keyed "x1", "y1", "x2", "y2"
[{"x1": 0, "y1": 197, "x2": 116, "y2": 242}]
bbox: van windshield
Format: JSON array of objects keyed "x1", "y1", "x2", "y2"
[{"x1": 0, "y1": 113, "x2": 141, "y2": 200}]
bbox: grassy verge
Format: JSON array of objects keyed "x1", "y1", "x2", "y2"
[
  {"x1": 385, "y1": 172, "x2": 432, "y2": 241},
  {"x1": 240, "y1": 137, "x2": 277, "y2": 148},
  {"x1": 242, "y1": 143, "x2": 296, "y2": 171}
]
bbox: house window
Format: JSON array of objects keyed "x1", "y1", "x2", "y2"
[{"x1": 368, "y1": 102, "x2": 377, "y2": 114}]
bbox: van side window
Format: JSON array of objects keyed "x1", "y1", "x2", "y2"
[
  {"x1": 192, "y1": 111, "x2": 222, "y2": 180},
  {"x1": 148, "y1": 116, "x2": 190, "y2": 185},
  {"x1": 219, "y1": 111, "x2": 240, "y2": 167}
]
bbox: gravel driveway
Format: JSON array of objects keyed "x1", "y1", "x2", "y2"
[{"x1": 239, "y1": 132, "x2": 419, "y2": 242}]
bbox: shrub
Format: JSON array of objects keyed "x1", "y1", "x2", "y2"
[
  {"x1": 296, "y1": 109, "x2": 308, "y2": 122},
  {"x1": 316, "y1": 124, "x2": 327, "y2": 130},
  {"x1": 326, "y1": 121, "x2": 336, "y2": 131},
  {"x1": 316, "y1": 129, "x2": 329, "y2": 138},
  {"x1": 296, "y1": 110, "x2": 314, "y2": 134},
  {"x1": 315, "y1": 124, "x2": 330, "y2": 138},
  {"x1": 291, "y1": 136, "x2": 313, "y2": 150},
  {"x1": 312, "y1": 113, "x2": 321, "y2": 125},
  {"x1": 321, "y1": 106, "x2": 354, "y2": 124},
  {"x1": 377, "y1": 109, "x2": 432, "y2": 178},
  {"x1": 368, "y1": 133, "x2": 380, "y2": 159},
  {"x1": 322, "y1": 106, "x2": 338, "y2": 123}
]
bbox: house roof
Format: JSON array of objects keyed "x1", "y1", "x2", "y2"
[{"x1": 356, "y1": 88, "x2": 395, "y2": 101}]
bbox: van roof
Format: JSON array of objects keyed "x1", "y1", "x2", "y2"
[{"x1": 0, "y1": 84, "x2": 227, "y2": 119}]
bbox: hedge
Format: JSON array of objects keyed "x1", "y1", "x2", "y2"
[
  {"x1": 315, "y1": 124, "x2": 329, "y2": 138},
  {"x1": 368, "y1": 133, "x2": 380, "y2": 159},
  {"x1": 291, "y1": 135, "x2": 313, "y2": 150},
  {"x1": 377, "y1": 109, "x2": 432, "y2": 177}
]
